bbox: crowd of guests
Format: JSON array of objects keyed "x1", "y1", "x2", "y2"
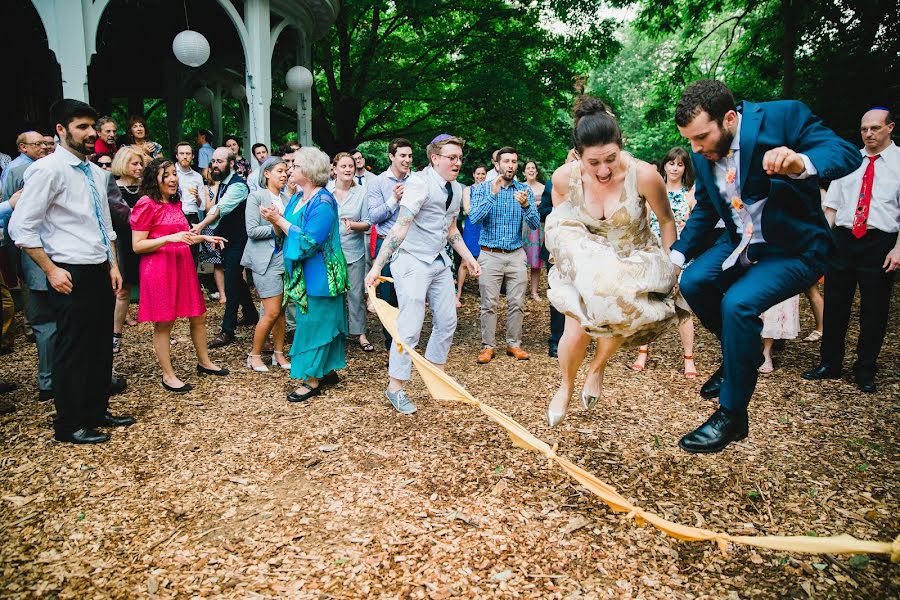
[{"x1": 0, "y1": 90, "x2": 895, "y2": 452}]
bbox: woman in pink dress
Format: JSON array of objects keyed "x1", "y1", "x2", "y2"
[{"x1": 131, "y1": 158, "x2": 229, "y2": 393}]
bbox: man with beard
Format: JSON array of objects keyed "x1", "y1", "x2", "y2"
[
  {"x1": 193, "y1": 147, "x2": 257, "y2": 348},
  {"x1": 468, "y1": 146, "x2": 539, "y2": 364},
  {"x1": 365, "y1": 134, "x2": 480, "y2": 415},
  {"x1": 9, "y1": 99, "x2": 134, "y2": 444},
  {"x1": 367, "y1": 138, "x2": 413, "y2": 349},
  {"x1": 670, "y1": 79, "x2": 861, "y2": 453}
]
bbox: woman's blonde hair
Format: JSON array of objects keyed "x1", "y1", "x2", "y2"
[
  {"x1": 111, "y1": 145, "x2": 148, "y2": 178},
  {"x1": 293, "y1": 147, "x2": 331, "y2": 187}
]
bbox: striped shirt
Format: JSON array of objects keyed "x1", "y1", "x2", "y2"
[{"x1": 468, "y1": 179, "x2": 539, "y2": 250}]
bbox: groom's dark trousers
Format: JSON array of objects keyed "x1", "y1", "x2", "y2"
[{"x1": 680, "y1": 241, "x2": 823, "y2": 414}]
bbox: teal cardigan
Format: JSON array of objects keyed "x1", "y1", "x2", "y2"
[{"x1": 282, "y1": 189, "x2": 349, "y2": 313}]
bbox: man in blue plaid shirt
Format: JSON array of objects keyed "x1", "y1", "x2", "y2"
[{"x1": 469, "y1": 146, "x2": 540, "y2": 363}]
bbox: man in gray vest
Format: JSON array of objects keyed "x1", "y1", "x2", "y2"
[{"x1": 365, "y1": 134, "x2": 481, "y2": 414}]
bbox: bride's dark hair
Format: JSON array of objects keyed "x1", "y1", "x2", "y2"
[{"x1": 573, "y1": 95, "x2": 622, "y2": 153}]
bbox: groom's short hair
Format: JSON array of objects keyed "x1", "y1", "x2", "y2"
[{"x1": 675, "y1": 80, "x2": 737, "y2": 127}]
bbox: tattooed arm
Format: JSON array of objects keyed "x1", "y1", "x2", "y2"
[
  {"x1": 447, "y1": 218, "x2": 481, "y2": 277},
  {"x1": 365, "y1": 206, "x2": 415, "y2": 288}
]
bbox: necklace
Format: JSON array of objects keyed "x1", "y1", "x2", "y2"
[{"x1": 120, "y1": 182, "x2": 140, "y2": 194}]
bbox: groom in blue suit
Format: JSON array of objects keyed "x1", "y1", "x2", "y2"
[{"x1": 670, "y1": 80, "x2": 861, "y2": 453}]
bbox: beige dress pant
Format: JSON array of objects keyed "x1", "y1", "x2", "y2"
[{"x1": 477, "y1": 248, "x2": 527, "y2": 348}]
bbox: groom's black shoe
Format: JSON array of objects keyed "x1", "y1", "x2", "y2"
[
  {"x1": 699, "y1": 366, "x2": 724, "y2": 400},
  {"x1": 801, "y1": 364, "x2": 842, "y2": 381},
  {"x1": 678, "y1": 407, "x2": 748, "y2": 454}
]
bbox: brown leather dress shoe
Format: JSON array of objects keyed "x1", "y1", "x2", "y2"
[
  {"x1": 506, "y1": 346, "x2": 530, "y2": 360},
  {"x1": 208, "y1": 331, "x2": 235, "y2": 349},
  {"x1": 477, "y1": 347, "x2": 495, "y2": 364}
]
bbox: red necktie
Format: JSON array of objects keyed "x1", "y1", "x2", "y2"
[{"x1": 852, "y1": 155, "x2": 880, "y2": 239}]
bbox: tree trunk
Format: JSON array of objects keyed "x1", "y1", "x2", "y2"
[{"x1": 781, "y1": 0, "x2": 797, "y2": 98}]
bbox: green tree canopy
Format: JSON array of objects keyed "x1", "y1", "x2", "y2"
[{"x1": 310, "y1": 0, "x2": 619, "y2": 171}]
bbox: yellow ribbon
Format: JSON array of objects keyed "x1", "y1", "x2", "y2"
[{"x1": 367, "y1": 282, "x2": 899, "y2": 562}]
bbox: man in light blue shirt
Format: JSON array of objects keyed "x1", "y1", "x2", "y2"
[
  {"x1": 1, "y1": 131, "x2": 46, "y2": 189},
  {"x1": 469, "y1": 146, "x2": 539, "y2": 363},
  {"x1": 367, "y1": 138, "x2": 413, "y2": 349},
  {"x1": 196, "y1": 129, "x2": 214, "y2": 180}
]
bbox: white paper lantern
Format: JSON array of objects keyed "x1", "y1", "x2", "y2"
[
  {"x1": 194, "y1": 86, "x2": 215, "y2": 106},
  {"x1": 230, "y1": 84, "x2": 246, "y2": 100},
  {"x1": 282, "y1": 89, "x2": 298, "y2": 108},
  {"x1": 285, "y1": 66, "x2": 313, "y2": 92},
  {"x1": 172, "y1": 30, "x2": 210, "y2": 68}
]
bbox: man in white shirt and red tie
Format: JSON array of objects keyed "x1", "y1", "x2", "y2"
[
  {"x1": 9, "y1": 99, "x2": 135, "y2": 444},
  {"x1": 803, "y1": 108, "x2": 900, "y2": 393}
]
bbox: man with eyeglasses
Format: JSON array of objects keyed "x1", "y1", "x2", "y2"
[
  {"x1": 365, "y1": 134, "x2": 480, "y2": 415},
  {"x1": 1, "y1": 131, "x2": 48, "y2": 189},
  {"x1": 468, "y1": 146, "x2": 539, "y2": 364}
]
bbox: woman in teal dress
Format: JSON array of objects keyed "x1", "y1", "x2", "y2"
[{"x1": 261, "y1": 147, "x2": 349, "y2": 402}]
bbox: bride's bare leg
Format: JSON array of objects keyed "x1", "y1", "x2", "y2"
[
  {"x1": 550, "y1": 317, "x2": 591, "y2": 417},
  {"x1": 584, "y1": 337, "x2": 625, "y2": 399}
]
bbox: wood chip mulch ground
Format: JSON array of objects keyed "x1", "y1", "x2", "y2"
[{"x1": 1, "y1": 282, "x2": 898, "y2": 599}]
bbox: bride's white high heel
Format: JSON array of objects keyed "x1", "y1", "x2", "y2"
[
  {"x1": 272, "y1": 351, "x2": 291, "y2": 370},
  {"x1": 581, "y1": 371, "x2": 603, "y2": 410},
  {"x1": 246, "y1": 353, "x2": 269, "y2": 372},
  {"x1": 546, "y1": 389, "x2": 570, "y2": 427}
]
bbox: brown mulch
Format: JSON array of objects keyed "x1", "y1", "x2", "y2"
[{"x1": 1, "y1": 281, "x2": 898, "y2": 599}]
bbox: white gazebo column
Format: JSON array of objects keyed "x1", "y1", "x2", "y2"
[
  {"x1": 243, "y1": 0, "x2": 273, "y2": 147},
  {"x1": 32, "y1": 0, "x2": 111, "y2": 102}
]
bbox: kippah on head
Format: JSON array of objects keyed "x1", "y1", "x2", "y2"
[{"x1": 430, "y1": 134, "x2": 452, "y2": 144}]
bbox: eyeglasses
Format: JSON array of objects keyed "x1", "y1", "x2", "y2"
[
  {"x1": 41, "y1": 142, "x2": 56, "y2": 147},
  {"x1": 22, "y1": 141, "x2": 43, "y2": 147},
  {"x1": 438, "y1": 154, "x2": 464, "y2": 163},
  {"x1": 98, "y1": 162, "x2": 112, "y2": 168}
]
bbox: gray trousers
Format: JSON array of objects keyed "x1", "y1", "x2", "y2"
[
  {"x1": 478, "y1": 248, "x2": 528, "y2": 348},
  {"x1": 388, "y1": 253, "x2": 457, "y2": 381},
  {"x1": 346, "y1": 258, "x2": 367, "y2": 336},
  {"x1": 26, "y1": 289, "x2": 56, "y2": 392}
]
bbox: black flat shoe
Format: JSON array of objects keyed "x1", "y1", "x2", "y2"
[
  {"x1": 95, "y1": 412, "x2": 136, "y2": 427},
  {"x1": 801, "y1": 364, "x2": 842, "y2": 381},
  {"x1": 857, "y1": 380, "x2": 876, "y2": 393},
  {"x1": 55, "y1": 428, "x2": 110, "y2": 444},
  {"x1": 38, "y1": 389, "x2": 54, "y2": 402},
  {"x1": 678, "y1": 407, "x2": 748, "y2": 454},
  {"x1": 699, "y1": 366, "x2": 724, "y2": 400},
  {"x1": 287, "y1": 384, "x2": 320, "y2": 402},
  {"x1": 320, "y1": 371, "x2": 340, "y2": 387},
  {"x1": 197, "y1": 364, "x2": 230, "y2": 376},
  {"x1": 162, "y1": 379, "x2": 192, "y2": 393},
  {"x1": 0, "y1": 381, "x2": 19, "y2": 394}
]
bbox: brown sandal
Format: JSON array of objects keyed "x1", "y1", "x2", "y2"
[
  {"x1": 630, "y1": 348, "x2": 648, "y2": 372},
  {"x1": 683, "y1": 354, "x2": 698, "y2": 378}
]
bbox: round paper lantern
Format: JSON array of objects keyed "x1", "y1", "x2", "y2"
[
  {"x1": 194, "y1": 86, "x2": 215, "y2": 106},
  {"x1": 172, "y1": 30, "x2": 210, "y2": 68},
  {"x1": 230, "y1": 84, "x2": 246, "y2": 101},
  {"x1": 285, "y1": 66, "x2": 313, "y2": 93},
  {"x1": 282, "y1": 89, "x2": 298, "y2": 108}
]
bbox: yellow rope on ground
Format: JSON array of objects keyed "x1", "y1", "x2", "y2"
[{"x1": 367, "y1": 283, "x2": 899, "y2": 562}]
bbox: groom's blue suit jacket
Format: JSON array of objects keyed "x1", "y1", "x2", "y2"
[{"x1": 672, "y1": 100, "x2": 862, "y2": 266}]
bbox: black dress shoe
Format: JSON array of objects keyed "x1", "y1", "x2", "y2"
[
  {"x1": 197, "y1": 364, "x2": 230, "y2": 376},
  {"x1": 208, "y1": 331, "x2": 235, "y2": 349},
  {"x1": 699, "y1": 366, "x2": 724, "y2": 400},
  {"x1": 320, "y1": 371, "x2": 340, "y2": 387},
  {"x1": 38, "y1": 389, "x2": 54, "y2": 402},
  {"x1": 678, "y1": 407, "x2": 748, "y2": 454},
  {"x1": 236, "y1": 315, "x2": 259, "y2": 327},
  {"x1": 109, "y1": 375, "x2": 127, "y2": 396},
  {"x1": 857, "y1": 380, "x2": 876, "y2": 393},
  {"x1": 162, "y1": 379, "x2": 192, "y2": 393},
  {"x1": 55, "y1": 428, "x2": 110, "y2": 444},
  {"x1": 0, "y1": 381, "x2": 19, "y2": 394},
  {"x1": 0, "y1": 400, "x2": 16, "y2": 415},
  {"x1": 95, "y1": 412, "x2": 136, "y2": 427},
  {"x1": 801, "y1": 364, "x2": 842, "y2": 381},
  {"x1": 548, "y1": 347, "x2": 558, "y2": 358},
  {"x1": 287, "y1": 384, "x2": 321, "y2": 402}
]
